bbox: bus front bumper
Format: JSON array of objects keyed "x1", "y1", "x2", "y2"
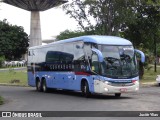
[{"x1": 93, "y1": 80, "x2": 139, "y2": 94}]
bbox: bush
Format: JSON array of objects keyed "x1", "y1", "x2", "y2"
[{"x1": 0, "y1": 56, "x2": 5, "y2": 68}]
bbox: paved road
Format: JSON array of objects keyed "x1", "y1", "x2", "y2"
[{"x1": 0, "y1": 85, "x2": 160, "y2": 120}]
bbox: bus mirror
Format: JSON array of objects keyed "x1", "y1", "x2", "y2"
[
  {"x1": 135, "y1": 49, "x2": 145, "y2": 63},
  {"x1": 92, "y1": 48, "x2": 104, "y2": 62}
]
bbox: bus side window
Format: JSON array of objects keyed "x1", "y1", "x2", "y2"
[
  {"x1": 91, "y1": 52, "x2": 99, "y2": 74},
  {"x1": 46, "y1": 51, "x2": 59, "y2": 63}
]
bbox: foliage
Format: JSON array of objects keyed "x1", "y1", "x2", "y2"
[
  {"x1": 157, "y1": 44, "x2": 160, "y2": 56},
  {"x1": 141, "y1": 64, "x2": 160, "y2": 83},
  {"x1": 122, "y1": 5, "x2": 160, "y2": 51},
  {"x1": 0, "y1": 56, "x2": 5, "y2": 68},
  {"x1": 56, "y1": 29, "x2": 88, "y2": 40},
  {"x1": 0, "y1": 19, "x2": 29, "y2": 60},
  {"x1": 63, "y1": 0, "x2": 160, "y2": 49},
  {"x1": 63, "y1": 0, "x2": 145, "y2": 35}
]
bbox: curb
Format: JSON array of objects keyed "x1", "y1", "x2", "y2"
[
  {"x1": 0, "y1": 67, "x2": 27, "y2": 72},
  {"x1": 0, "y1": 83, "x2": 29, "y2": 87}
]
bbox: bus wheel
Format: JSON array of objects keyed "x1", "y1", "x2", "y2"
[
  {"x1": 36, "y1": 80, "x2": 42, "y2": 92},
  {"x1": 42, "y1": 79, "x2": 48, "y2": 93},
  {"x1": 82, "y1": 81, "x2": 91, "y2": 98},
  {"x1": 115, "y1": 93, "x2": 121, "y2": 97}
]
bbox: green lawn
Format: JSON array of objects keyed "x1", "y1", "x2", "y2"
[
  {"x1": 0, "y1": 96, "x2": 4, "y2": 105},
  {"x1": 0, "y1": 68, "x2": 28, "y2": 86},
  {"x1": 141, "y1": 65, "x2": 160, "y2": 83}
]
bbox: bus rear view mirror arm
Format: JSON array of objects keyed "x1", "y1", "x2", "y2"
[
  {"x1": 135, "y1": 49, "x2": 145, "y2": 63},
  {"x1": 92, "y1": 48, "x2": 104, "y2": 62}
]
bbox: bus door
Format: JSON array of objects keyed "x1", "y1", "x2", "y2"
[
  {"x1": 91, "y1": 50, "x2": 102, "y2": 93},
  {"x1": 28, "y1": 50, "x2": 36, "y2": 86}
]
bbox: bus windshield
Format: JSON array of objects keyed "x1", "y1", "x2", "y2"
[{"x1": 98, "y1": 45, "x2": 138, "y2": 78}]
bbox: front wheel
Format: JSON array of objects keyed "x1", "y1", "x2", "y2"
[
  {"x1": 42, "y1": 79, "x2": 49, "y2": 93},
  {"x1": 82, "y1": 81, "x2": 91, "y2": 98}
]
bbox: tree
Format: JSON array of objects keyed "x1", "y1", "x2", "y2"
[
  {"x1": 122, "y1": 4, "x2": 160, "y2": 50},
  {"x1": 62, "y1": 0, "x2": 160, "y2": 50},
  {"x1": 63, "y1": 0, "x2": 143, "y2": 35},
  {"x1": 0, "y1": 19, "x2": 29, "y2": 60},
  {"x1": 121, "y1": 1, "x2": 160, "y2": 72},
  {"x1": 56, "y1": 29, "x2": 88, "y2": 40},
  {"x1": 0, "y1": 56, "x2": 5, "y2": 68}
]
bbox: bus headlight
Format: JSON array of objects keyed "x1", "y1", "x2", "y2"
[
  {"x1": 104, "y1": 81, "x2": 109, "y2": 84},
  {"x1": 104, "y1": 81, "x2": 111, "y2": 85},
  {"x1": 105, "y1": 81, "x2": 109, "y2": 84},
  {"x1": 104, "y1": 87, "x2": 109, "y2": 91}
]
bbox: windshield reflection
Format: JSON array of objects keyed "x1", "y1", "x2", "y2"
[{"x1": 98, "y1": 45, "x2": 138, "y2": 78}]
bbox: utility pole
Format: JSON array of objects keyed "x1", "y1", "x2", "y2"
[{"x1": 154, "y1": 35, "x2": 157, "y2": 72}]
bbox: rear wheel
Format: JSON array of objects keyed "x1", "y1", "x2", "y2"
[
  {"x1": 82, "y1": 81, "x2": 91, "y2": 98},
  {"x1": 115, "y1": 93, "x2": 121, "y2": 97},
  {"x1": 159, "y1": 83, "x2": 160, "y2": 86},
  {"x1": 36, "y1": 80, "x2": 42, "y2": 92}
]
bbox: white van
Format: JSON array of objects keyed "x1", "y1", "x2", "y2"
[{"x1": 156, "y1": 75, "x2": 160, "y2": 86}]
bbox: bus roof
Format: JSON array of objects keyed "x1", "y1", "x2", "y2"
[{"x1": 29, "y1": 35, "x2": 132, "y2": 49}]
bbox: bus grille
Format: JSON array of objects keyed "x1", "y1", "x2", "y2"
[{"x1": 109, "y1": 82, "x2": 134, "y2": 87}]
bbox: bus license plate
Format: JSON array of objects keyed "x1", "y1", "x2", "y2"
[{"x1": 120, "y1": 88, "x2": 127, "y2": 92}]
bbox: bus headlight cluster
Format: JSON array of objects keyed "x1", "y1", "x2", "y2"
[
  {"x1": 104, "y1": 81, "x2": 111, "y2": 85},
  {"x1": 104, "y1": 87, "x2": 109, "y2": 91}
]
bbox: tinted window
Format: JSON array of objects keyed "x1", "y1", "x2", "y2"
[
  {"x1": 60, "y1": 53, "x2": 74, "y2": 62},
  {"x1": 46, "y1": 51, "x2": 74, "y2": 63},
  {"x1": 46, "y1": 51, "x2": 59, "y2": 62}
]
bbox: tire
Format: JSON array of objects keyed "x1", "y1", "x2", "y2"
[
  {"x1": 36, "y1": 80, "x2": 42, "y2": 92},
  {"x1": 42, "y1": 79, "x2": 49, "y2": 93},
  {"x1": 115, "y1": 93, "x2": 121, "y2": 97},
  {"x1": 82, "y1": 81, "x2": 91, "y2": 98},
  {"x1": 159, "y1": 83, "x2": 160, "y2": 86}
]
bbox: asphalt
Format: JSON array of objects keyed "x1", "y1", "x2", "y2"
[{"x1": 0, "y1": 85, "x2": 160, "y2": 120}]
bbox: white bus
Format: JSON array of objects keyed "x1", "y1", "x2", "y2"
[{"x1": 27, "y1": 35, "x2": 145, "y2": 97}]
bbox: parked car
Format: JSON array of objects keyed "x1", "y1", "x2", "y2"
[{"x1": 156, "y1": 75, "x2": 160, "y2": 86}]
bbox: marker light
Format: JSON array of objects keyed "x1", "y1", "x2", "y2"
[{"x1": 132, "y1": 80, "x2": 137, "y2": 84}]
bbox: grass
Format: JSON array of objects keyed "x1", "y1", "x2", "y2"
[
  {"x1": 0, "y1": 68, "x2": 28, "y2": 86},
  {"x1": 140, "y1": 65, "x2": 160, "y2": 84},
  {"x1": 0, "y1": 96, "x2": 4, "y2": 105}
]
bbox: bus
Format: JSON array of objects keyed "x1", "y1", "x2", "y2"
[{"x1": 27, "y1": 35, "x2": 145, "y2": 97}]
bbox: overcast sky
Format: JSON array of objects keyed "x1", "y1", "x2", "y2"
[{"x1": 0, "y1": 2, "x2": 78, "y2": 39}]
